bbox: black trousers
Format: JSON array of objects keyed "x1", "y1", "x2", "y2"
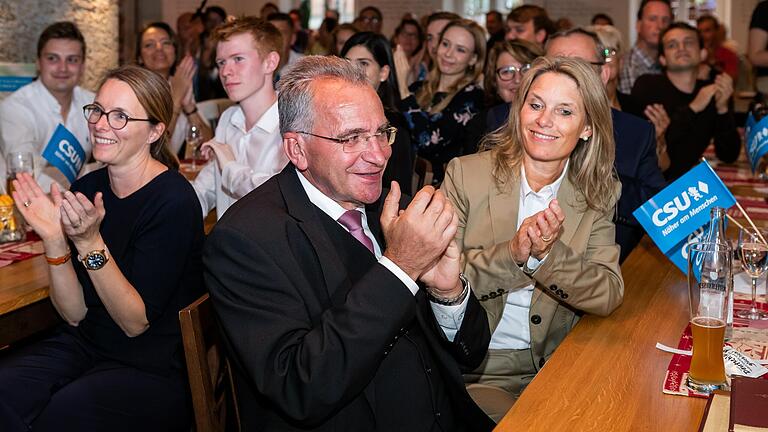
[{"x1": 0, "y1": 328, "x2": 191, "y2": 431}]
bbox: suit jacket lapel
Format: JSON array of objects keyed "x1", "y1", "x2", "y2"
[
  {"x1": 487, "y1": 176, "x2": 520, "y2": 323},
  {"x1": 278, "y1": 165, "x2": 380, "y2": 413},
  {"x1": 488, "y1": 176, "x2": 520, "y2": 251},
  {"x1": 530, "y1": 174, "x2": 584, "y2": 305},
  {"x1": 555, "y1": 174, "x2": 583, "y2": 246},
  {"x1": 277, "y1": 165, "x2": 350, "y2": 302}
]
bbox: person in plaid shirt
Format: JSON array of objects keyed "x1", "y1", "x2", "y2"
[{"x1": 618, "y1": 0, "x2": 672, "y2": 93}]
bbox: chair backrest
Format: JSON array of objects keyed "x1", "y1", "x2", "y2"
[
  {"x1": 179, "y1": 293, "x2": 240, "y2": 432},
  {"x1": 196, "y1": 98, "x2": 235, "y2": 131},
  {"x1": 412, "y1": 156, "x2": 434, "y2": 192}
]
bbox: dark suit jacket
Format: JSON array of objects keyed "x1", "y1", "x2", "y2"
[
  {"x1": 612, "y1": 108, "x2": 667, "y2": 262},
  {"x1": 485, "y1": 103, "x2": 510, "y2": 133},
  {"x1": 485, "y1": 105, "x2": 665, "y2": 262},
  {"x1": 204, "y1": 164, "x2": 494, "y2": 431}
]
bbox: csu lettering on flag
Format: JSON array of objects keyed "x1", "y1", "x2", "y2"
[
  {"x1": 41, "y1": 123, "x2": 86, "y2": 183},
  {"x1": 633, "y1": 161, "x2": 736, "y2": 274},
  {"x1": 58, "y1": 139, "x2": 83, "y2": 169},
  {"x1": 652, "y1": 181, "x2": 709, "y2": 226}
]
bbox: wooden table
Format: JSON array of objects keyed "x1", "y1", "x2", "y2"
[
  {"x1": 0, "y1": 255, "x2": 59, "y2": 346},
  {"x1": 495, "y1": 238, "x2": 707, "y2": 431}
]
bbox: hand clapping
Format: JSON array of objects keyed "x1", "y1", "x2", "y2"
[
  {"x1": 12, "y1": 172, "x2": 105, "y2": 247},
  {"x1": 380, "y1": 182, "x2": 458, "y2": 283},
  {"x1": 509, "y1": 199, "x2": 565, "y2": 266}
]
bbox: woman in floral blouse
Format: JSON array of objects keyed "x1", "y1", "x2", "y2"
[{"x1": 396, "y1": 18, "x2": 486, "y2": 183}]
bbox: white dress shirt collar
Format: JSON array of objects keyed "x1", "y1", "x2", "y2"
[
  {"x1": 519, "y1": 159, "x2": 569, "y2": 203},
  {"x1": 227, "y1": 99, "x2": 280, "y2": 135}
]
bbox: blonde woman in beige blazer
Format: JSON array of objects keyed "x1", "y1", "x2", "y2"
[{"x1": 442, "y1": 57, "x2": 625, "y2": 423}]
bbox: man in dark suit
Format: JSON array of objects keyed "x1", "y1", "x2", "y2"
[
  {"x1": 204, "y1": 55, "x2": 494, "y2": 431},
  {"x1": 546, "y1": 28, "x2": 667, "y2": 262}
]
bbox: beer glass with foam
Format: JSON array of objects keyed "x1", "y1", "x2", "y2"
[{"x1": 686, "y1": 242, "x2": 731, "y2": 393}]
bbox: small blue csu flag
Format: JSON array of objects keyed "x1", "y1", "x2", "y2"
[
  {"x1": 632, "y1": 161, "x2": 736, "y2": 273},
  {"x1": 41, "y1": 123, "x2": 85, "y2": 183},
  {"x1": 745, "y1": 112, "x2": 768, "y2": 173}
]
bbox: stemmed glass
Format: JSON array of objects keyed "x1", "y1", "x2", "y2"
[
  {"x1": 186, "y1": 124, "x2": 203, "y2": 170},
  {"x1": 737, "y1": 227, "x2": 768, "y2": 320}
]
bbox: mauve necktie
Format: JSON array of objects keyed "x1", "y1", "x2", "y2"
[{"x1": 337, "y1": 209, "x2": 374, "y2": 254}]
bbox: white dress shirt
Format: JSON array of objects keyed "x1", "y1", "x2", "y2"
[
  {"x1": 489, "y1": 162, "x2": 568, "y2": 350},
  {"x1": 0, "y1": 79, "x2": 94, "y2": 191},
  {"x1": 192, "y1": 100, "x2": 287, "y2": 219},
  {"x1": 295, "y1": 169, "x2": 468, "y2": 340}
]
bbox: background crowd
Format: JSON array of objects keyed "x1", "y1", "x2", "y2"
[{"x1": 0, "y1": 0, "x2": 761, "y2": 430}]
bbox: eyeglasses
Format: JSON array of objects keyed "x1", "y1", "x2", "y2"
[
  {"x1": 83, "y1": 104, "x2": 154, "y2": 130},
  {"x1": 297, "y1": 126, "x2": 397, "y2": 153},
  {"x1": 602, "y1": 48, "x2": 618, "y2": 63},
  {"x1": 496, "y1": 64, "x2": 531, "y2": 81}
]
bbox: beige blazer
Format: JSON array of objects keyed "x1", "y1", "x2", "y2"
[{"x1": 442, "y1": 151, "x2": 624, "y2": 370}]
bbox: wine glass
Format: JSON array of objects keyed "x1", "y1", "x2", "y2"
[
  {"x1": 737, "y1": 227, "x2": 768, "y2": 320},
  {"x1": 186, "y1": 124, "x2": 203, "y2": 170}
]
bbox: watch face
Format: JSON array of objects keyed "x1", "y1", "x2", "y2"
[{"x1": 85, "y1": 251, "x2": 107, "y2": 270}]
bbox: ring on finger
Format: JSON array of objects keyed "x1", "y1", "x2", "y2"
[
  {"x1": 541, "y1": 234, "x2": 552, "y2": 242},
  {"x1": 23, "y1": 201, "x2": 31, "y2": 208},
  {"x1": 72, "y1": 219, "x2": 82, "y2": 229}
]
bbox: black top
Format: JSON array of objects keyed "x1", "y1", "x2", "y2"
[
  {"x1": 70, "y1": 167, "x2": 205, "y2": 374},
  {"x1": 400, "y1": 81, "x2": 485, "y2": 183},
  {"x1": 751, "y1": 1, "x2": 768, "y2": 77},
  {"x1": 630, "y1": 73, "x2": 740, "y2": 181}
]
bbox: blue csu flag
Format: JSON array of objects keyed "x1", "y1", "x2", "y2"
[
  {"x1": 41, "y1": 124, "x2": 85, "y2": 183},
  {"x1": 745, "y1": 112, "x2": 768, "y2": 172},
  {"x1": 633, "y1": 161, "x2": 736, "y2": 273}
]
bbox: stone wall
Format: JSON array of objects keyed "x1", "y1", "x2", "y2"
[{"x1": 0, "y1": 0, "x2": 118, "y2": 92}]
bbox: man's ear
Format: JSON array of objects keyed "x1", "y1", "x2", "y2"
[
  {"x1": 659, "y1": 53, "x2": 667, "y2": 68},
  {"x1": 599, "y1": 65, "x2": 611, "y2": 86},
  {"x1": 283, "y1": 132, "x2": 308, "y2": 170},
  {"x1": 535, "y1": 28, "x2": 547, "y2": 45},
  {"x1": 264, "y1": 51, "x2": 280, "y2": 74}
]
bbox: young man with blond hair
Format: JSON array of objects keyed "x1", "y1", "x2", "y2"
[{"x1": 192, "y1": 16, "x2": 288, "y2": 219}]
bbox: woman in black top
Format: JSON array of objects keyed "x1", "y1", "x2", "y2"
[
  {"x1": 341, "y1": 32, "x2": 414, "y2": 195},
  {"x1": 396, "y1": 18, "x2": 486, "y2": 183},
  {"x1": 0, "y1": 65, "x2": 204, "y2": 431}
]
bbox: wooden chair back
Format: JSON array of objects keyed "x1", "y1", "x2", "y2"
[
  {"x1": 412, "y1": 156, "x2": 434, "y2": 191},
  {"x1": 179, "y1": 293, "x2": 240, "y2": 432}
]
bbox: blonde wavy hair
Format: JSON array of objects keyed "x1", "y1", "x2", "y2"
[
  {"x1": 415, "y1": 19, "x2": 486, "y2": 114},
  {"x1": 484, "y1": 56, "x2": 617, "y2": 213}
]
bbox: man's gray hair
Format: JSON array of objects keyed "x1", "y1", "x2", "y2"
[
  {"x1": 546, "y1": 27, "x2": 606, "y2": 64},
  {"x1": 278, "y1": 55, "x2": 369, "y2": 135}
]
